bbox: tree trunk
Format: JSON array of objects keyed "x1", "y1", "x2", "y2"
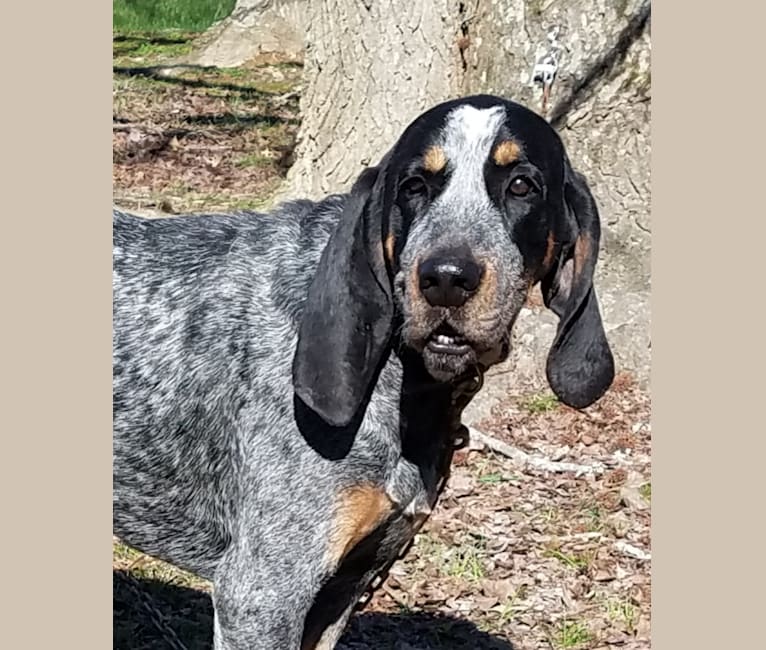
[
  {"x1": 283, "y1": 0, "x2": 466, "y2": 199},
  {"x1": 459, "y1": 0, "x2": 652, "y2": 424},
  {"x1": 192, "y1": 0, "x2": 305, "y2": 67}
]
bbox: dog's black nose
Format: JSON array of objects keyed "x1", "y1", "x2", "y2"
[{"x1": 418, "y1": 256, "x2": 483, "y2": 307}]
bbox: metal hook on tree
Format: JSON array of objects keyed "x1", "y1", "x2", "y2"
[{"x1": 532, "y1": 25, "x2": 563, "y2": 118}]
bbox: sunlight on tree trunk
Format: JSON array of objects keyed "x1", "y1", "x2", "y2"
[
  {"x1": 193, "y1": 0, "x2": 304, "y2": 67},
  {"x1": 284, "y1": 0, "x2": 467, "y2": 198}
]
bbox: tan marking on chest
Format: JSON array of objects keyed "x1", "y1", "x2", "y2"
[{"x1": 328, "y1": 485, "x2": 394, "y2": 566}]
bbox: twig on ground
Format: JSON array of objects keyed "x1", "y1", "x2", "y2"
[
  {"x1": 467, "y1": 427, "x2": 606, "y2": 476},
  {"x1": 113, "y1": 123, "x2": 192, "y2": 138},
  {"x1": 113, "y1": 123, "x2": 163, "y2": 134},
  {"x1": 272, "y1": 89, "x2": 302, "y2": 107},
  {"x1": 614, "y1": 540, "x2": 651, "y2": 561},
  {"x1": 536, "y1": 532, "x2": 605, "y2": 543},
  {"x1": 381, "y1": 582, "x2": 411, "y2": 610},
  {"x1": 127, "y1": 553, "x2": 150, "y2": 572}
]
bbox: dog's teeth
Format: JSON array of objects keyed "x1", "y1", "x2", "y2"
[{"x1": 436, "y1": 334, "x2": 455, "y2": 345}]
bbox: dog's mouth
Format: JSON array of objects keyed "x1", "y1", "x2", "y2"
[
  {"x1": 425, "y1": 324, "x2": 472, "y2": 356},
  {"x1": 419, "y1": 323, "x2": 479, "y2": 381}
]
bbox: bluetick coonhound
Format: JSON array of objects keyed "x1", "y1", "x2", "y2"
[{"x1": 113, "y1": 94, "x2": 615, "y2": 649}]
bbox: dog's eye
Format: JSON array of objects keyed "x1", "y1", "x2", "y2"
[
  {"x1": 400, "y1": 176, "x2": 429, "y2": 200},
  {"x1": 508, "y1": 176, "x2": 534, "y2": 197}
]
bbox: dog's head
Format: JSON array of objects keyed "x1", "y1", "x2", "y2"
[{"x1": 293, "y1": 95, "x2": 614, "y2": 427}]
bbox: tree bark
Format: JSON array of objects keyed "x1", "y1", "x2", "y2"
[
  {"x1": 192, "y1": 0, "x2": 305, "y2": 67},
  {"x1": 458, "y1": 0, "x2": 652, "y2": 424},
  {"x1": 283, "y1": 0, "x2": 466, "y2": 199}
]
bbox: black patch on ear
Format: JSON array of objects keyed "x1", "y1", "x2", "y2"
[
  {"x1": 542, "y1": 161, "x2": 615, "y2": 409},
  {"x1": 292, "y1": 166, "x2": 394, "y2": 428}
]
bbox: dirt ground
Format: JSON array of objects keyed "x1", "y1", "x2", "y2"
[
  {"x1": 113, "y1": 31, "x2": 302, "y2": 215},
  {"x1": 113, "y1": 32, "x2": 651, "y2": 650}
]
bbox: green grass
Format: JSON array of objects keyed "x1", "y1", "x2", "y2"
[
  {"x1": 521, "y1": 392, "x2": 559, "y2": 414},
  {"x1": 496, "y1": 587, "x2": 527, "y2": 625},
  {"x1": 582, "y1": 502, "x2": 606, "y2": 532},
  {"x1": 605, "y1": 597, "x2": 639, "y2": 634},
  {"x1": 549, "y1": 620, "x2": 592, "y2": 649},
  {"x1": 639, "y1": 481, "x2": 651, "y2": 504},
  {"x1": 544, "y1": 547, "x2": 594, "y2": 572},
  {"x1": 412, "y1": 534, "x2": 488, "y2": 583},
  {"x1": 446, "y1": 543, "x2": 486, "y2": 582},
  {"x1": 235, "y1": 152, "x2": 275, "y2": 169},
  {"x1": 477, "y1": 472, "x2": 510, "y2": 485},
  {"x1": 473, "y1": 458, "x2": 518, "y2": 485},
  {"x1": 114, "y1": 0, "x2": 235, "y2": 32},
  {"x1": 113, "y1": 32, "x2": 197, "y2": 61}
]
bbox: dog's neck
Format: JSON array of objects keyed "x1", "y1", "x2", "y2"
[
  {"x1": 376, "y1": 345, "x2": 483, "y2": 518},
  {"x1": 394, "y1": 346, "x2": 483, "y2": 466}
]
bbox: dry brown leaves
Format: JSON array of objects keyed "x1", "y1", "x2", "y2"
[
  {"x1": 343, "y1": 372, "x2": 651, "y2": 649},
  {"x1": 113, "y1": 63, "x2": 302, "y2": 214}
]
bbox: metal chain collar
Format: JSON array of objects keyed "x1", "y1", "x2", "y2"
[{"x1": 354, "y1": 365, "x2": 484, "y2": 612}]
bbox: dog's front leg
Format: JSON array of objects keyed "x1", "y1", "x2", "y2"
[
  {"x1": 212, "y1": 552, "x2": 318, "y2": 649},
  {"x1": 211, "y1": 521, "x2": 332, "y2": 650}
]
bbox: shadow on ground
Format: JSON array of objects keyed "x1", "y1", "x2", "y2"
[
  {"x1": 114, "y1": 571, "x2": 515, "y2": 650},
  {"x1": 113, "y1": 65, "x2": 281, "y2": 97},
  {"x1": 114, "y1": 34, "x2": 192, "y2": 45}
]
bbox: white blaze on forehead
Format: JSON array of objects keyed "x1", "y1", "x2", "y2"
[{"x1": 438, "y1": 105, "x2": 506, "y2": 206}]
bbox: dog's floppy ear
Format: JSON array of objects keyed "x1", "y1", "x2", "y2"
[
  {"x1": 542, "y1": 161, "x2": 615, "y2": 409},
  {"x1": 292, "y1": 164, "x2": 394, "y2": 428}
]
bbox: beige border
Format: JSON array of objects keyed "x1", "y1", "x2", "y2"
[
  {"x1": 10, "y1": 2, "x2": 760, "y2": 649},
  {"x1": 654, "y1": 2, "x2": 763, "y2": 648},
  {"x1": 2, "y1": 3, "x2": 112, "y2": 649}
]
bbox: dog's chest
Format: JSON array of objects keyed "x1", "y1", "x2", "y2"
[
  {"x1": 386, "y1": 452, "x2": 445, "y2": 527},
  {"x1": 359, "y1": 444, "x2": 456, "y2": 584},
  {"x1": 381, "y1": 456, "x2": 448, "y2": 567}
]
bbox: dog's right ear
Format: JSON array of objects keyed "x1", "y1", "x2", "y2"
[{"x1": 292, "y1": 164, "x2": 394, "y2": 428}]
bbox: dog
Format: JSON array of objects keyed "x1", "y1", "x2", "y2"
[{"x1": 113, "y1": 94, "x2": 615, "y2": 649}]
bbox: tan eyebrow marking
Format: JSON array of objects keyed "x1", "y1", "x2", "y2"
[
  {"x1": 423, "y1": 145, "x2": 447, "y2": 173},
  {"x1": 493, "y1": 139, "x2": 522, "y2": 166}
]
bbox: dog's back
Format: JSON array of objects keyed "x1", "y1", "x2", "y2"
[{"x1": 112, "y1": 201, "x2": 342, "y2": 576}]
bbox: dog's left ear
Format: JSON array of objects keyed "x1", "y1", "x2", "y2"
[
  {"x1": 542, "y1": 160, "x2": 615, "y2": 409},
  {"x1": 292, "y1": 164, "x2": 394, "y2": 428}
]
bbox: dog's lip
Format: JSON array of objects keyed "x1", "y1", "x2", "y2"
[
  {"x1": 425, "y1": 325, "x2": 473, "y2": 355},
  {"x1": 426, "y1": 340, "x2": 472, "y2": 355}
]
